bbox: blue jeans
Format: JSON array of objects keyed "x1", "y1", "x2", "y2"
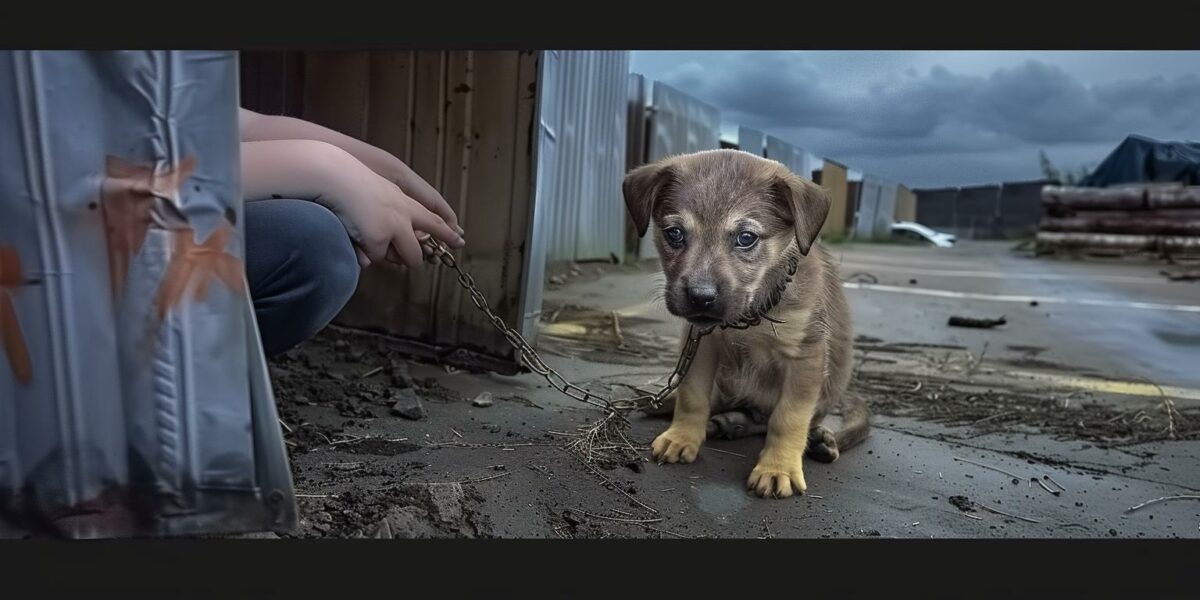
[{"x1": 245, "y1": 199, "x2": 360, "y2": 357}]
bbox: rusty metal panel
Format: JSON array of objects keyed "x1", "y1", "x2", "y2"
[
  {"x1": 819, "y1": 161, "x2": 849, "y2": 238},
  {"x1": 276, "y1": 51, "x2": 540, "y2": 373},
  {"x1": 1, "y1": 51, "x2": 295, "y2": 538},
  {"x1": 895, "y1": 185, "x2": 917, "y2": 223},
  {"x1": 539, "y1": 51, "x2": 630, "y2": 263}
]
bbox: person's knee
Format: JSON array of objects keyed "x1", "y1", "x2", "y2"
[
  {"x1": 246, "y1": 199, "x2": 360, "y2": 356},
  {"x1": 286, "y1": 202, "x2": 360, "y2": 316}
]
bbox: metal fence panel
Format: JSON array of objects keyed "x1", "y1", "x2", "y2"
[
  {"x1": 856, "y1": 177, "x2": 884, "y2": 239},
  {"x1": 915, "y1": 187, "x2": 958, "y2": 230},
  {"x1": 638, "y1": 81, "x2": 721, "y2": 258},
  {"x1": 738, "y1": 127, "x2": 765, "y2": 156},
  {"x1": 1, "y1": 50, "x2": 294, "y2": 538},
  {"x1": 999, "y1": 180, "x2": 1051, "y2": 237},
  {"x1": 958, "y1": 185, "x2": 1002, "y2": 239},
  {"x1": 539, "y1": 51, "x2": 629, "y2": 263},
  {"x1": 873, "y1": 180, "x2": 899, "y2": 238}
]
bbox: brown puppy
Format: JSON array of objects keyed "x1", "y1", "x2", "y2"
[{"x1": 623, "y1": 149, "x2": 869, "y2": 499}]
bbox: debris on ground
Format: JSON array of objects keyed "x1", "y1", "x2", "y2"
[
  {"x1": 948, "y1": 495, "x2": 976, "y2": 513},
  {"x1": 391, "y1": 388, "x2": 427, "y2": 421},
  {"x1": 856, "y1": 371, "x2": 1200, "y2": 446},
  {"x1": 845, "y1": 272, "x2": 879, "y2": 284},
  {"x1": 1160, "y1": 269, "x2": 1200, "y2": 282},
  {"x1": 472, "y1": 392, "x2": 494, "y2": 408},
  {"x1": 1125, "y1": 495, "x2": 1200, "y2": 514},
  {"x1": 947, "y1": 315, "x2": 1007, "y2": 329},
  {"x1": 538, "y1": 304, "x2": 679, "y2": 367}
]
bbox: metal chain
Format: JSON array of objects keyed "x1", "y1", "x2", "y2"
[{"x1": 419, "y1": 237, "x2": 787, "y2": 413}]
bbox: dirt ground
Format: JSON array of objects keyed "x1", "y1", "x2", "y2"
[{"x1": 268, "y1": 241, "x2": 1200, "y2": 539}]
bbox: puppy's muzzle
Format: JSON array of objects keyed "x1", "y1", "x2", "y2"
[{"x1": 682, "y1": 283, "x2": 724, "y2": 324}]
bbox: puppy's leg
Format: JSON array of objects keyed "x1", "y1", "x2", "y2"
[
  {"x1": 651, "y1": 333, "x2": 718, "y2": 464},
  {"x1": 747, "y1": 365, "x2": 821, "y2": 498}
]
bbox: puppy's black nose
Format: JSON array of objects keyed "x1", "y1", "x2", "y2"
[{"x1": 686, "y1": 285, "x2": 718, "y2": 307}]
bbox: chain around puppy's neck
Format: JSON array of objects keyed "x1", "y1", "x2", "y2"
[{"x1": 418, "y1": 237, "x2": 798, "y2": 412}]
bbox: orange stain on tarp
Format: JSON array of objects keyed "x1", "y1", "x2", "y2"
[
  {"x1": 0, "y1": 245, "x2": 32, "y2": 384},
  {"x1": 153, "y1": 224, "x2": 245, "y2": 321},
  {"x1": 101, "y1": 155, "x2": 197, "y2": 303}
]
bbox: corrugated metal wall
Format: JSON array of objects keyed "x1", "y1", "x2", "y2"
[
  {"x1": 856, "y1": 177, "x2": 883, "y2": 239},
  {"x1": 765, "y1": 135, "x2": 809, "y2": 177},
  {"x1": 637, "y1": 81, "x2": 721, "y2": 259},
  {"x1": 914, "y1": 181, "x2": 1049, "y2": 239},
  {"x1": 239, "y1": 51, "x2": 540, "y2": 373},
  {"x1": 539, "y1": 51, "x2": 630, "y2": 264},
  {"x1": 738, "y1": 126, "x2": 765, "y2": 156},
  {"x1": 855, "y1": 176, "x2": 899, "y2": 239}
]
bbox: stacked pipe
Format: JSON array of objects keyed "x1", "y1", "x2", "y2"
[{"x1": 1037, "y1": 184, "x2": 1200, "y2": 256}]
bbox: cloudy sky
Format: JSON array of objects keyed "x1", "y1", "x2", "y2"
[{"x1": 630, "y1": 51, "x2": 1200, "y2": 188}]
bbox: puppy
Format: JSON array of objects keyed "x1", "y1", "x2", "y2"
[{"x1": 623, "y1": 149, "x2": 869, "y2": 499}]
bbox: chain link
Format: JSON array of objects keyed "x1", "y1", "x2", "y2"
[{"x1": 419, "y1": 237, "x2": 783, "y2": 414}]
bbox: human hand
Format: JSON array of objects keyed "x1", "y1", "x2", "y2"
[
  {"x1": 391, "y1": 167, "x2": 465, "y2": 237},
  {"x1": 314, "y1": 147, "x2": 465, "y2": 269}
]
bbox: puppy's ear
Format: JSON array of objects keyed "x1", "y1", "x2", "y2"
[
  {"x1": 771, "y1": 171, "x2": 831, "y2": 256},
  {"x1": 622, "y1": 160, "x2": 675, "y2": 238}
]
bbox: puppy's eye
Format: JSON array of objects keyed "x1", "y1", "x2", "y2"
[
  {"x1": 735, "y1": 231, "x2": 759, "y2": 249},
  {"x1": 663, "y1": 226, "x2": 686, "y2": 245}
]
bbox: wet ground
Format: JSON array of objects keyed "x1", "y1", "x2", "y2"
[{"x1": 268, "y1": 241, "x2": 1200, "y2": 539}]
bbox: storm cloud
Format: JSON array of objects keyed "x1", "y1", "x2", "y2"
[{"x1": 633, "y1": 51, "x2": 1200, "y2": 187}]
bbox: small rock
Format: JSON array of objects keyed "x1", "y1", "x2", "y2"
[
  {"x1": 861, "y1": 529, "x2": 882, "y2": 537},
  {"x1": 391, "y1": 389, "x2": 427, "y2": 420},
  {"x1": 548, "y1": 275, "x2": 566, "y2": 285},
  {"x1": 472, "y1": 392, "x2": 494, "y2": 408},
  {"x1": 334, "y1": 340, "x2": 350, "y2": 351}
]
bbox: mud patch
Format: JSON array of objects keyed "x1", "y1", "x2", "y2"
[
  {"x1": 290, "y1": 483, "x2": 492, "y2": 539},
  {"x1": 855, "y1": 371, "x2": 1199, "y2": 447}
]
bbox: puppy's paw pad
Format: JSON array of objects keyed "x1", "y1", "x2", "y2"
[
  {"x1": 651, "y1": 429, "x2": 702, "y2": 464},
  {"x1": 747, "y1": 463, "x2": 806, "y2": 499},
  {"x1": 806, "y1": 426, "x2": 840, "y2": 463}
]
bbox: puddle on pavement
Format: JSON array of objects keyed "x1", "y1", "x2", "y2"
[{"x1": 694, "y1": 482, "x2": 750, "y2": 517}]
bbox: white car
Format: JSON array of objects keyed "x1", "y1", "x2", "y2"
[{"x1": 890, "y1": 221, "x2": 956, "y2": 247}]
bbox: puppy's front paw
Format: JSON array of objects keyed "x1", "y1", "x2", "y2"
[
  {"x1": 651, "y1": 427, "x2": 703, "y2": 464},
  {"x1": 747, "y1": 456, "x2": 806, "y2": 499}
]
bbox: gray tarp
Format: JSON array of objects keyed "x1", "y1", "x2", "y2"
[{"x1": 1081, "y1": 134, "x2": 1200, "y2": 187}]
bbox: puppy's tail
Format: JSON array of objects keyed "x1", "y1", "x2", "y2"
[{"x1": 834, "y1": 394, "x2": 871, "y2": 452}]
